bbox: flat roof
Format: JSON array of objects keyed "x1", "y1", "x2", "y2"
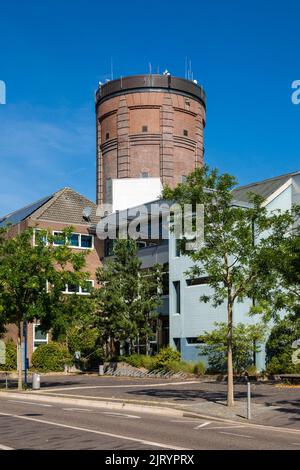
[{"x1": 96, "y1": 74, "x2": 206, "y2": 108}]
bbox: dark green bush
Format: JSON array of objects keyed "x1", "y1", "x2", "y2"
[
  {"x1": 32, "y1": 342, "x2": 72, "y2": 372},
  {"x1": 0, "y1": 340, "x2": 17, "y2": 371}
]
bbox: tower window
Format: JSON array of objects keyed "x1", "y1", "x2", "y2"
[
  {"x1": 141, "y1": 172, "x2": 149, "y2": 178},
  {"x1": 142, "y1": 125, "x2": 148, "y2": 132},
  {"x1": 183, "y1": 129, "x2": 188, "y2": 137},
  {"x1": 106, "y1": 132, "x2": 110, "y2": 140}
]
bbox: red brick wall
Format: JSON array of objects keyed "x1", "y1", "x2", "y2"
[
  {"x1": 96, "y1": 90, "x2": 206, "y2": 204},
  {"x1": 2, "y1": 218, "x2": 103, "y2": 364}
]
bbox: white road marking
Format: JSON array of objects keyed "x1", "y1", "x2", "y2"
[
  {"x1": 204, "y1": 425, "x2": 246, "y2": 430},
  {"x1": 39, "y1": 381, "x2": 199, "y2": 392},
  {"x1": 0, "y1": 444, "x2": 14, "y2": 450},
  {"x1": 194, "y1": 421, "x2": 211, "y2": 429},
  {"x1": 62, "y1": 408, "x2": 141, "y2": 419},
  {"x1": 219, "y1": 431, "x2": 253, "y2": 439},
  {"x1": 0, "y1": 412, "x2": 187, "y2": 450},
  {"x1": 102, "y1": 412, "x2": 141, "y2": 419},
  {"x1": 8, "y1": 400, "x2": 52, "y2": 407},
  {"x1": 170, "y1": 419, "x2": 205, "y2": 423}
]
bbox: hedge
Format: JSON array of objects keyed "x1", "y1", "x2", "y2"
[{"x1": 31, "y1": 342, "x2": 72, "y2": 372}]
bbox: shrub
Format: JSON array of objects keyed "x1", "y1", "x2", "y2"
[
  {"x1": 246, "y1": 364, "x2": 258, "y2": 376},
  {"x1": 123, "y1": 354, "x2": 144, "y2": 368},
  {"x1": 154, "y1": 347, "x2": 181, "y2": 370},
  {"x1": 122, "y1": 354, "x2": 157, "y2": 370},
  {"x1": 193, "y1": 361, "x2": 206, "y2": 376},
  {"x1": 32, "y1": 342, "x2": 72, "y2": 372},
  {"x1": 0, "y1": 340, "x2": 17, "y2": 371},
  {"x1": 266, "y1": 313, "x2": 300, "y2": 374}
]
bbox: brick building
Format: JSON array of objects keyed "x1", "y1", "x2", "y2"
[
  {"x1": 96, "y1": 74, "x2": 206, "y2": 204},
  {"x1": 0, "y1": 187, "x2": 101, "y2": 362}
]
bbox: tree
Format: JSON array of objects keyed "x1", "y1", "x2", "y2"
[
  {"x1": 251, "y1": 225, "x2": 300, "y2": 318},
  {"x1": 198, "y1": 322, "x2": 267, "y2": 374},
  {"x1": 163, "y1": 165, "x2": 297, "y2": 406},
  {"x1": 95, "y1": 239, "x2": 162, "y2": 358},
  {"x1": 0, "y1": 227, "x2": 89, "y2": 389}
]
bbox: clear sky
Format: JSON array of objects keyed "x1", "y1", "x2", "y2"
[{"x1": 0, "y1": 0, "x2": 299, "y2": 215}]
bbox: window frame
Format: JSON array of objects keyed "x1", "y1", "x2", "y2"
[
  {"x1": 62, "y1": 279, "x2": 95, "y2": 295},
  {"x1": 33, "y1": 323, "x2": 49, "y2": 351},
  {"x1": 52, "y1": 231, "x2": 94, "y2": 249}
]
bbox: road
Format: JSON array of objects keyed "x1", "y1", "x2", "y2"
[{"x1": 0, "y1": 396, "x2": 299, "y2": 450}]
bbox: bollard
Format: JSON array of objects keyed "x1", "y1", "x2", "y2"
[
  {"x1": 98, "y1": 365, "x2": 104, "y2": 376},
  {"x1": 32, "y1": 373, "x2": 40, "y2": 390},
  {"x1": 247, "y1": 381, "x2": 251, "y2": 420}
]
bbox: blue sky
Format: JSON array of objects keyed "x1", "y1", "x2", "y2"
[{"x1": 0, "y1": 0, "x2": 300, "y2": 215}]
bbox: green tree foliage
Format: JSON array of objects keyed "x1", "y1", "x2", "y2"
[
  {"x1": 0, "y1": 227, "x2": 90, "y2": 388},
  {"x1": 95, "y1": 239, "x2": 162, "y2": 358},
  {"x1": 252, "y1": 226, "x2": 300, "y2": 318},
  {"x1": 266, "y1": 312, "x2": 300, "y2": 374},
  {"x1": 163, "y1": 165, "x2": 297, "y2": 406},
  {"x1": 31, "y1": 342, "x2": 72, "y2": 372},
  {"x1": 198, "y1": 322, "x2": 267, "y2": 374}
]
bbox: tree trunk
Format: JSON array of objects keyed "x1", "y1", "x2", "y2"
[
  {"x1": 227, "y1": 302, "x2": 234, "y2": 407},
  {"x1": 145, "y1": 332, "x2": 150, "y2": 356},
  {"x1": 17, "y1": 322, "x2": 23, "y2": 390}
]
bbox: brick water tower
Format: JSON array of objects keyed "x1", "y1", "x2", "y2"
[{"x1": 95, "y1": 74, "x2": 206, "y2": 205}]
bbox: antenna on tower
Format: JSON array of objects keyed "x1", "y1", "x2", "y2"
[
  {"x1": 185, "y1": 56, "x2": 188, "y2": 79},
  {"x1": 149, "y1": 62, "x2": 152, "y2": 75},
  {"x1": 110, "y1": 57, "x2": 114, "y2": 80}
]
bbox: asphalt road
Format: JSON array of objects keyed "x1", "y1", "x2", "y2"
[
  {"x1": 0, "y1": 396, "x2": 299, "y2": 450},
  {"x1": 19, "y1": 374, "x2": 299, "y2": 429}
]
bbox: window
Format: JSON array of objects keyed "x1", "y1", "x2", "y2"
[
  {"x1": 106, "y1": 132, "x2": 109, "y2": 140},
  {"x1": 186, "y1": 337, "x2": 204, "y2": 345},
  {"x1": 63, "y1": 280, "x2": 94, "y2": 295},
  {"x1": 33, "y1": 325, "x2": 48, "y2": 350},
  {"x1": 33, "y1": 228, "x2": 48, "y2": 246},
  {"x1": 173, "y1": 281, "x2": 181, "y2": 314},
  {"x1": 81, "y1": 234, "x2": 93, "y2": 248},
  {"x1": 141, "y1": 172, "x2": 149, "y2": 178},
  {"x1": 183, "y1": 129, "x2": 188, "y2": 137},
  {"x1": 53, "y1": 231, "x2": 93, "y2": 249},
  {"x1": 67, "y1": 284, "x2": 80, "y2": 293},
  {"x1": 81, "y1": 280, "x2": 94, "y2": 294},
  {"x1": 186, "y1": 277, "x2": 210, "y2": 286},
  {"x1": 173, "y1": 338, "x2": 181, "y2": 353},
  {"x1": 142, "y1": 125, "x2": 148, "y2": 132},
  {"x1": 69, "y1": 233, "x2": 79, "y2": 247},
  {"x1": 181, "y1": 175, "x2": 187, "y2": 183},
  {"x1": 53, "y1": 231, "x2": 65, "y2": 246}
]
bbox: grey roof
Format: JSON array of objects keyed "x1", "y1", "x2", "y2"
[
  {"x1": 232, "y1": 170, "x2": 300, "y2": 203},
  {"x1": 0, "y1": 188, "x2": 99, "y2": 228},
  {"x1": 0, "y1": 194, "x2": 53, "y2": 228}
]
